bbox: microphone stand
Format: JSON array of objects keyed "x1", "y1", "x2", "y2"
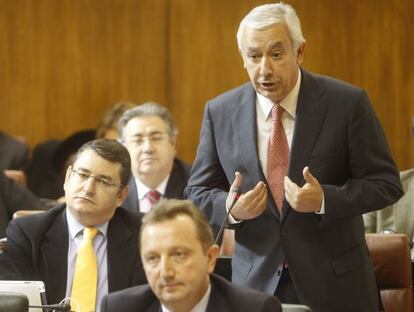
[
  {"x1": 214, "y1": 186, "x2": 241, "y2": 245},
  {"x1": 29, "y1": 302, "x2": 72, "y2": 311}
]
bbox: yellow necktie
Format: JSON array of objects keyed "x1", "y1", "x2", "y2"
[{"x1": 71, "y1": 227, "x2": 98, "y2": 312}]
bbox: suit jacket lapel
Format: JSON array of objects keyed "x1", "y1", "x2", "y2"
[
  {"x1": 125, "y1": 177, "x2": 139, "y2": 211},
  {"x1": 41, "y1": 210, "x2": 69, "y2": 304},
  {"x1": 206, "y1": 276, "x2": 228, "y2": 312},
  {"x1": 165, "y1": 159, "x2": 185, "y2": 199},
  {"x1": 283, "y1": 69, "x2": 328, "y2": 216},
  {"x1": 107, "y1": 210, "x2": 136, "y2": 292},
  {"x1": 232, "y1": 84, "x2": 263, "y2": 183}
]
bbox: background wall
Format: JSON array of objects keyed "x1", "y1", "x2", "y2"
[{"x1": 1, "y1": 0, "x2": 413, "y2": 170}]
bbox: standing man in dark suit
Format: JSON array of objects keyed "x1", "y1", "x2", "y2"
[
  {"x1": 119, "y1": 102, "x2": 191, "y2": 212},
  {"x1": 0, "y1": 139, "x2": 146, "y2": 311},
  {"x1": 186, "y1": 2, "x2": 403, "y2": 312},
  {"x1": 101, "y1": 199, "x2": 281, "y2": 312}
]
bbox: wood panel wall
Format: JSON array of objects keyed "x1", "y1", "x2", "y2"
[{"x1": 1, "y1": 0, "x2": 413, "y2": 170}]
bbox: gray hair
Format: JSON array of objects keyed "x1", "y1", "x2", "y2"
[
  {"x1": 237, "y1": 2, "x2": 305, "y2": 54},
  {"x1": 118, "y1": 102, "x2": 178, "y2": 140}
]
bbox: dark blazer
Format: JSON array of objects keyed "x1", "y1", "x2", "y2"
[
  {"x1": 0, "y1": 204, "x2": 146, "y2": 305},
  {"x1": 101, "y1": 273, "x2": 281, "y2": 312},
  {"x1": 186, "y1": 69, "x2": 403, "y2": 312},
  {"x1": 0, "y1": 131, "x2": 29, "y2": 171},
  {"x1": 0, "y1": 171, "x2": 43, "y2": 237},
  {"x1": 123, "y1": 158, "x2": 191, "y2": 212}
]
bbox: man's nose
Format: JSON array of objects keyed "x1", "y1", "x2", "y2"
[
  {"x1": 160, "y1": 257, "x2": 175, "y2": 278},
  {"x1": 142, "y1": 138, "x2": 155, "y2": 152},
  {"x1": 259, "y1": 56, "x2": 273, "y2": 77},
  {"x1": 82, "y1": 176, "x2": 97, "y2": 193}
]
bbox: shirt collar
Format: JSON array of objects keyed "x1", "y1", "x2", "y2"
[
  {"x1": 66, "y1": 207, "x2": 109, "y2": 240},
  {"x1": 135, "y1": 175, "x2": 170, "y2": 200},
  {"x1": 161, "y1": 284, "x2": 211, "y2": 312},
  {"x1": 257, "y1": 69, "x2": 301, "y2": 120}
]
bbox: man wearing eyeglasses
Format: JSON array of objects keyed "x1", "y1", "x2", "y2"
[
  {"x1": 119, "y1": 102, "x2": 191, "y2": 213},
  {"x1": 0, "y1": 139, "x2": 147, "y2": 311}
]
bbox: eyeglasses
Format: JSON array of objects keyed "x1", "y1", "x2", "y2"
[
  {"x1": 69, "y1": 167, "x2": 122, "y2": 190},
  {"x1": 122, "y1": 132, "x2": 169, "y2": 147}
]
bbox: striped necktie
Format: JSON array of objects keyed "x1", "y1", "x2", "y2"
[
  {"x1": 147, "y1": 190, "x2": 161, "y2": 207},
  {"x1": 267, "y1": 104, "x2": 289, "y2": 213}
]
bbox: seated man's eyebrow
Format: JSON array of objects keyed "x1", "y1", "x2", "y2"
[
  {"x1": 75, "y1": 167, "x2": 91, "y2": 173},
  {"x1": 96, "y1": 173, "x2": 115, "y2": 181},
  {"x1": 77, "y1": 168, "x2": 114, "y2": 181}
]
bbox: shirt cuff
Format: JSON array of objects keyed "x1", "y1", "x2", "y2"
[
  {"x1": 315, "y1": 192, "x2": 325, "y2": 214},
  {"x1": 227, "y1": 202, "x2": 243, "y2": 224}
]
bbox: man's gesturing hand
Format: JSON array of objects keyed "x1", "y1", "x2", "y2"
[
  {"x1": 284, "y1": 166, "x2": 323, "y2": 213},
  {"x1": 227, "y1": 172, "x2": 268, "y2": 220}
]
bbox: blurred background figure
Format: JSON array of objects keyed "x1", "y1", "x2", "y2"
[
  {"x1": 119, "y1": 102, "x2": 191, "y2": 213},
  {"x1": 96, "y1": 102, "x2": 137, "y2": 140},
  {"x1": 0, "y1": 131, "x2": 29, "y2": 172},
  {"x1": 26, "y1": 129, "x2": 96, "y2": 202},
  {"x1": 364, "y1": 119, "x2": 414, "y2": 257},
  {"x1": 26, "y1": 101, "x2": 135, "y2": 202},
  {"x1": 0, "y1": 170, "x2": 44, "y2": 238},
  {"x1": 0, "y1": 130, "x2": 30, "y2": 187}
]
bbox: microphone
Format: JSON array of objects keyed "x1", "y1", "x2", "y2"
[
  {"x1": 29, "y1": 301, "x2": 71, "y2": 311},
  {"x1": 214, "y1": 186, "x2": 241, "y2": 245}
]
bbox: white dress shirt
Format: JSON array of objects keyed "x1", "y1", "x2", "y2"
[
  {"x1": 255, "y1": 71, "x2": 300, "y2": 175},
  {"x1": 136, "y1": 176, "x2": 169, "y2": 212}
]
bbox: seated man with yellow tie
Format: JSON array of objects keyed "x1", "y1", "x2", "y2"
[
  {"x1": 0, "y1": 139, "x2": 147, "y2": 312},
  {"x1": 119, "y1": 102, "x2": 191, "y2": 213}
]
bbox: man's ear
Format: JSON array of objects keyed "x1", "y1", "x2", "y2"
[
  {"x1": 170, "y1": 135, "x2": 177, "y2": 147},
  {"x1": 117, "y1": 185, "x2": 129, "y2": 206},
  {"x1": 239, "y1": 48, "x2": 247, "y2": 69},
  {"x1": 206, "y1": 244, "x2": 220, "y2": 274},
  {"x1": 63, "y1": 166, "x2": 73, "y2": 191},
  {"x1": 296, "y1": 41, "x2": 306, "y2": 65}
]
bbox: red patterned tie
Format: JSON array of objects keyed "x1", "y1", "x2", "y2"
[
  {"x1": 267, "y1": 104, "x2": 289, "y2": 212},
  {"x1": 147, "y1": 190, "x2": 161, "y2": 207}
]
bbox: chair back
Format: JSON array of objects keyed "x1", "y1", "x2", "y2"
[
  {"x1": 0, "y1": 291, "x2": 28, "y2": 312},
  {"x1": 281, "y1": 303, "x2": 311, "y2": 311},
  {"x1": 12, "y1": 210, "x2": 45, "y2": 220},
  {"x1": 365, "y1": 233, "x2": 413, "y2": 312}
]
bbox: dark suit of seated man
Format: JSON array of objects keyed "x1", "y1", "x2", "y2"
[
  {"x1": 101, "y1": 199, "x2": 281, "y2": 312},
  {"x1": 0, "y1": 139, "x2": 146, "y2": 312}
]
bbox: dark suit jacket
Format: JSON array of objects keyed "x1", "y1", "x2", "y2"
[
  {"x1": 0, "y1": 171, "x2": 43, "y2": 237},
  {"x1": 101, "y1": 273, "x2": 281, "y2": 312},
  {"x1": 0, "y1": 131, "x2": 29, "y2": 171},
  {"x1": 123, "y1": 158, "x2": 191, "y2": 212},
  {"x1": 186, "y1": 69, "x2": 403, "y2": 312},
  {"x1": 0, "y1": 204, "x2": 146, "y2": 305}
]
